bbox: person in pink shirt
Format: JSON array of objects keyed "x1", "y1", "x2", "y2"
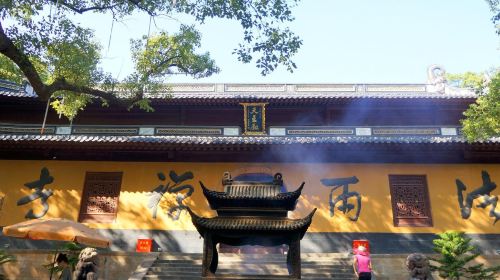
[{"x1": 353, "y1": 245, "x2": 373, "y2": 280}]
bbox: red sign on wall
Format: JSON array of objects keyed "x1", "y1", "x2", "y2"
[
  {"x1": 352, "y1": 240, "x2": 370, "y2": 254},
  {"x1": 136, "y1": 239, "x2": 153, "y2": 252}
]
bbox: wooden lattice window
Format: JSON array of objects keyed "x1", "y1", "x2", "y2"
[
  {"x1": 78, "y1": 172, "x2": 123, "y2": 223},
  {"x1": 388, "y1": 175, "x2": 433, "y2": 227}
]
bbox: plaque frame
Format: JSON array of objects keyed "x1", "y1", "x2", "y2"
[{"x1": 240, "y1": 102, "x2": 268, "y2": 135}]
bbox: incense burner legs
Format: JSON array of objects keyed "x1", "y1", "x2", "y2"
[
  {"x1": 286, "y1": 233, "x2": 301, "y2": 279},
  {"x1": 202, "y1": 233, "x2": 219, "y2": 277}
]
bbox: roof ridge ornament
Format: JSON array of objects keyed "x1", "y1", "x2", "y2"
[
  {"x1": 427, "y1": 64, "x2": 447, "y2": 94},
  {"x1": 222, "y1": 171, "x2": 232, "y2": 185},
  {"x1": 273, "y1": 172, "x2": 283, "y2": 185}
]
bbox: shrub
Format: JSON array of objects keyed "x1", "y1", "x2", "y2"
[{"x1": 431, "y1": 231, "x2": 499, "y2": 279}]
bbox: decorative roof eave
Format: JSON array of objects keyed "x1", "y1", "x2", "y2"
[
  {"x1": 0, "y1": 134, "x2": 498, "y2": 147},
  {"x1": 200, "y1": 181, "x2": 305, "y2": 210},
  {"x1": 1, "y1": 135, "x2": 498, "y2": 163},
  {"x1": 187, "y1": 207, "x2": 316, "y2": 237},
  {"x1": 278, "y1": 183, "x2": 304, "y2": 200}
]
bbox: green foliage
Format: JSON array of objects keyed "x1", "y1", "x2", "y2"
[
  {"x1": 129, "y1": 98, "x2": 154, "y2": 112},
  {"x1": 431, "y1": 231, "x2": 500, "y2": 280},
  {"x1": 125, "y1": 24, "x2": 219, "y2": 103},
  {"x1": 449, "y1": 71, "x2": 500, "y2": 141},
  {"x1": 0, "y1": 54, "x2": 23, "y2": 83},
  {"x1": 0, "y1": 54, "x2": 48, "y2": 84},
  {"x1": 131, "y1": 25, "x2": 219, "y2": 80},
  {"x1": 0, "y1": 0, "x2": 302, "y2": 119},
  {"x1": 0, "y1": 249, "x2": 16, "y2": 280},
  {"x1": 485, "y1": 0, "x2": 500, "y2": 34},
  {"x1": 50, "y1": 92, "x2": 93, "y2": 121},
  {"x1": 446, "y1": 72, "x2": 486, "y2": 91},
  {"x1": 176, "y1": 0, "x2": 302, "y2": 75}
]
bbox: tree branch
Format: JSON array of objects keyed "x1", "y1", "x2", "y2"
[
  {"x1": 169, "y1": 63, "x2": 202, "y2": 77},
  {"x1": 127, "y1": 0, "x2": 157, "y2": 16},
  {"x1": 47, "y1": 0, "x2": 157, "y2": 17},
  {"x1": 0, "y1": 19, "x2": 135, "y2": 105},
  {"x1": 0, "y1": 20, "x2": 50, "y2": 100},
  {"x1": 46, "y1": 77, "x2": 122, "y2": 103},
  {"x1": 47, "y1": 0, "x2": 120, "y2": 14},
  {"x1": 144, "y1": 55, "x2": 182, "y2": 77}
]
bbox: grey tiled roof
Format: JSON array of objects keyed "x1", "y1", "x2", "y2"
[
  {"x1": 201, "y1": 183, "x2": 304, "y2": 211},
  {"x1": 188, "y1": 208, "x2": 316, "y2": 231},
  {"x1": 192, "y1": 217, "x2": 308, "y2": 231},
  {"x1": 201, "y1": 183, "x2": 303, "y2": 200},
  {"x1": 0, "y1": 134, "x2": 497, "y2": 145},
  {"x1": 0, "y1": 80, "x2": 37, "y2": 98},
  {"x1": 0, "y1": 80, "x2": 477, "y2": 100},
  {"x1": 159, "y1": 89, "x2": 476, "y2": 101}
]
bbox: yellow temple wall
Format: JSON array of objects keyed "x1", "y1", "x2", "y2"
[{"x1": 0, "y1": 160, "x2": 499, "y2": 234}]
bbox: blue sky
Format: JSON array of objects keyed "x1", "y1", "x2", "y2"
[{"x1": 79, "y1": 0, "x2": 499, "y2": 83}]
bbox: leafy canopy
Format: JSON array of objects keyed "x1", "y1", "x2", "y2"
[
  {"x1": 0, "y1": 0, "x2": 302, "y2": 119},
  {"x1": 486, "y1": 0, "x2": 500, "y2": 34},
  {"x1": 447, "y1": 71, "x2": 500, "y2": 141},
  {"x1": 444, "y1": 2, "x2": 500, "y2": 142}
]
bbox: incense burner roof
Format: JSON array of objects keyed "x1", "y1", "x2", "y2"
[
  {"x1": 200, "y1": 172, "x2": 304, "y2": 211},
  {"x1": 188, "y1": 207, "x2": 316, "y2": 233},
  {"x1": 201, "y1": 181, "x2": 304, "y2": 211}
]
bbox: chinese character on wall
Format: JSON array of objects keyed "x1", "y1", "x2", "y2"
[
  {"x1": 147, "y1": 170, "x2": 195, "y2": 220},
  {"x1": 17, "y1": 167, "x2": 54, "y2": 219},
  {"x1": 456, "y1": 170, "x2": 499, "y2": 225},
  {"x1": 320, "y1": 176, "x2": 362, "y2": 222}
]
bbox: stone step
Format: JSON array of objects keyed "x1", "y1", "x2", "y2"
[
  {"x1": 143, "y1": 276, "x2": 355, "y2": 280},
  {"x1": 154, "y1": 259, "x2": 352, "y2": 265},
  {"x1": 149, "y1": 265, "x2": 352, "y2": 273},
  {"x1": 156, "y1": 253, "x2": 350, "y2": 260},
  {"x1": 147, "y1": 271, "x2": 201, "y2": 276},
  {"x1": 217, "y1": 267, "x2": 353, "y2": 274},
  {"x1": 148, "y1": 268, "x2": 353, "y2": 276},
  {"x1": 151, "y1": 263, "x2": 352, "y2": 269},
  {"x1": 140, "y1": 253, "x2": 356, "y2": 280},
  {"x1": 154, "y1": 258, "x2": 353, "y2": 262},
  {"x1": 144, "y1": 275, "x2": 293, "y2": 279},
  {"x1": 156, "y1": 253, "x2": 350, "y2": 257},
  {"x1": 155, "y1": 259, "x2": 352, "y2": 263},
  {"x1": 146, "y1": 270, "x2": 354, "y2": 278},
  {"x1": 149, "y1": 267, "x2": 352, "y2": 274}
]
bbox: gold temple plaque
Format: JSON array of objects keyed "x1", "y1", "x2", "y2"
[{"x1": 240, "y1": 103, "x2": 267, "y2": 135}]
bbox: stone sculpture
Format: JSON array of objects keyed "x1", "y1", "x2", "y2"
[
  {"x1": 73, "y1": 247, "x2": 98, "y2": 280},
  {"x1": 406, "y1": 253, "x2": 433, "y2": 280},
  {"x1": 427, "y1": 65, "x2": 447, "y2": 93}
]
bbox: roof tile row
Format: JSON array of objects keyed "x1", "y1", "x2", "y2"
[
  {"x1": 0, "y1": 80, "x2": 477, "y2": 100},
  {"x1": 0, "y1": 134, "x2": 497, "y2": 144}
]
